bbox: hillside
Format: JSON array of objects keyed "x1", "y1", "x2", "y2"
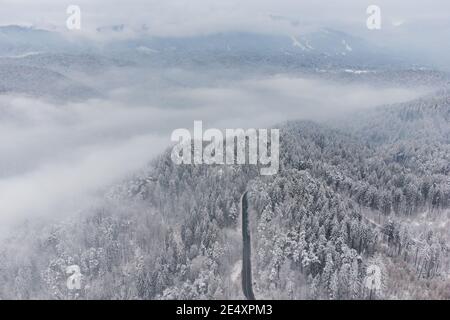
[{"x1": 1, "y1": 91, "x2": 449, "y2": 299}]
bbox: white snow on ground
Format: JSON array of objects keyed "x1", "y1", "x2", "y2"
[
  {"x1": 231, "y1": 260, "x2": 242, "y2": 283},
  {"x1": 342, "y1": 40, "x2": 352, "y2": 52},
  {"x1": 2, "y1": 51, "x2": 41, "y2": 58},
  {"x1": 291, "y1": 36, "x2": 307, "y2": 50},
  {"x1": 344, "y1": 69, "x2": 373, "y2": 74},
  {"x1": 136, "y1": 46, "x2": 159, "y2": 54},
  {"x1": 304, "y1": 40, "x2": 314, "y2": 50}
]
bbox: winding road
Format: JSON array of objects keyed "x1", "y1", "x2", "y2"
[
  {"x1": 241, "y1": 191, "x2": 256, "y2": 300},
  {"x1": 238, "y1": 190, "x2": 426, "y2": 300}
]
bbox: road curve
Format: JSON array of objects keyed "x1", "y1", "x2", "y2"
[{"x1": 241, "y1": 191, "x2": 256, "y2": 300}]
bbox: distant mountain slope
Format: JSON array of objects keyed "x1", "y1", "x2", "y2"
[
  {"x1": 0, "y1": 64, "x2": 97, "y2": 100},
  {"x1": 338, "y1": 89, "x2": 450, "y2": 143},
  {"x1": 0, "y1": 52, "x2": 134, "y2": 74},
  {"x1": 2, "y1": 25, "x2": 446, "y2": 90},
  {"x1": 0, "y1": 25, "x2": 72, "y2": 56},
  {"x1": 110, "y1": 29, "x2": 407, "y2": 70}
]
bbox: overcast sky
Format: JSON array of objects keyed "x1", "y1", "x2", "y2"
[
  {"x1": 1, "y1": 0, "x2": 449, "y2": 36},
  {"x1": 2, "y1": 0, "x2": 449, "y2": 68}
]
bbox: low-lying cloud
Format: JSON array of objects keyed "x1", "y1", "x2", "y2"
[{"x1": 0, "y1": 69, "x2": 428, "y2": 226}]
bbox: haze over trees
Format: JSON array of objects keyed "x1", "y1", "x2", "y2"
[
  {"x1": 0, "y1": 24, "x2": 449, "y2": 300},
  {"x1": 1, "y1": 89, "x2": 449, "y2": 299}
]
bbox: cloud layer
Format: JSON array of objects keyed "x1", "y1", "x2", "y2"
[
  {"x1": 0, "y1": 67, "x2": 428, "y2": 225},
  {"x1": 2, "y1": 0, "x2": 450, "y2": 36}
]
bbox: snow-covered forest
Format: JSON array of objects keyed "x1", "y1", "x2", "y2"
[
  {"x1": 1, "y1": 1, "x2": 450, "y2": 301},
  {"x1": 1, "y1": 88, "x2": 449, "y2": 299}
]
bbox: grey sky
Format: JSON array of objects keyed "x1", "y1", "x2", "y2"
[
  {"x1": 2, "y1": 0, "x2": 449, "y2": 68},
  {"x1": 1, "y1": 0, "x2": 449, "y2": 37}
]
